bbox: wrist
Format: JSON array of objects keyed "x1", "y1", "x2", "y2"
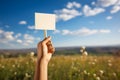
[
  {"x1": 40, "y1": 58, "x2": 49, "y2": 65},
  {"x1": 37, "y1": 58, "x2": 49, "y2": 65}
]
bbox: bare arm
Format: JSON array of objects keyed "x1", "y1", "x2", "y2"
[{"x1": 34, "y1": 36, "x2": 55, "y2": 80}]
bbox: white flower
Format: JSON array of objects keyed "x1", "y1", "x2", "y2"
[
  {"x1": 12, "y1": 65, "x2": 15, "y2": 68},
  {"x1": 80, "y1": 49, "x2": 84, "y2": 52},
  {"x1": 82, "y1": 51, "x2": 88, "y2": 56},
  {"x1": 30, "y1": 52, "x2": 35, "y2": 57},
  {"x1": 2, "y1": 66, "x2": 5, "y2": 68},
  {"x1": 99, "y1": 70, "x2": 104, "y2": 75},
  {"x1": 87, "y1": 72, "x2": 90, "y2": 76},
  {"x1": 93, "y1": 73, "x2": 96, "y2": 77},
  {"x1": 83, "y1": 70, "x2": 87, "y2": 74},
  {"x1": 108, "y1": 63, "x2": 112, "y2": 67},
  {"x1": 94, "y1": 59, "x2": 97, "y2": 62},
  {"x1": 80, "y1": 46, "x2": 86, "y2": 50},
  {"x1": 14, "y1": 72, "x2": 17, "y2": 75},
  {"x1": 96, "y1": 76, "x2": 100, "y2": 80},
  {"x1": 113, "y1": 72, "x2": 116, "y2": 77},
  {"x1": 92, "y1": 62, "x2": 95, "y2": 65},
  {"x1": 25, "y1": 73, "x2": 31, "y2": 78}
]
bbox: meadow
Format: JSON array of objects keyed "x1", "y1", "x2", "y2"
[{"x1": 0, "y1": 55, "x2": 120, "y2": 80}]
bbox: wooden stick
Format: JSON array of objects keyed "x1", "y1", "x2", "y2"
[{"x1": 44, "y1": 30, "x2": 47, "y2": 38}]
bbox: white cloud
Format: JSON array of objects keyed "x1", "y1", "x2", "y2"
[
  {"x1": 54, "y1": 2, "x2": 82, "y2": 21},
  {"x1": 24, "y1": 34, "x2": 34, "y2": 40},
  {"x1": 62, "y1": 28, "x2": 98, "y2": 36},
  {"x1": 15, "y1": 33, "x2": 21, "y2": 38},
  {"x1": 98, "y1": 0, "x2": 118, "y2": 7},
  {"x1": 99, "y1": 29, "x2": 111, "y2": 33},
  {"x1": 106, "y1": 16, "x2": 112, "y2": 20},
  {"x1": 16, "y1": 39, "x2": 22, "y2": 43},
  {"x1": 23, "y1": 43, "x2": 29, "y2": 46},
  {"x1": 116, "y1": 0, "x2": 120, "y2": 5},
  {"x1": 0, "y1": 29, "x2": 41, "y2": 47},
  {"x1": 66, "y1": 2, "x2": 81, "y2": 9},
  {"x1": 55, "y1": 8, "x2": 82, "y2": 21},
  {"x1": 0, "y1": 29, "x2": 4, "y2": 33},
  {"x1": 17, "y1": 33, "x2": 39, "y2": 46},
  {"x1": 91, "y1": 2, "x2": 96, "y2": 5},
  {"x1": 24, "y1": 34, "x2": 34, "y2": 44},
  {"x1": 28, "y1": 25, "x2": 34, "y2": 30},
  {"x1": 0, "y1": 29, "x2": 15, "y2": 42},
  {"x1": 95, "y1": 0, "x2": 120, "y2": 14},
  {"x1": 58, "y1": 28, "x2": 111, "y2": 36},
  {"x1": 83, "y1": 5, "x2": 105, "y2": 16},
  {"x1": 53, "y1": 29, "x2": 60, "y2": 34},
  {"x1": 62, "y1": 29, "x2": 72, "y2": 35},
  {"x1": 19, "y1": 20, "x2": 27, "y2": 25},
  {"x1": 111, "y1": 5, "x2": 120, "y2": 13}
]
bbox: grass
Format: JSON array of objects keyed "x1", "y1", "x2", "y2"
[{"x1": 0, "y1": 55, "x2": 120, "y2": 80}]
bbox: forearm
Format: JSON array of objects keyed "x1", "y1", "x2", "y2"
[
  {"x1": 39, "y1": 59, "x2": 48, "y2": 80},
  {"x1": 34, "y1": 60, "x2": 40, "y2": 80}
]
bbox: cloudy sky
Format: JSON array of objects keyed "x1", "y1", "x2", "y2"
[{"x1": 0, "y1": 0, "x2": 120, "y2": 49}]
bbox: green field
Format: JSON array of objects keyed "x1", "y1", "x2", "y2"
[{"x1": 0, "y1": 55, "x2": 120, "y2": 80}]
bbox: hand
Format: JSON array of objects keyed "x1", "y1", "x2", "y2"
[{"x1": 37, "y1": 36, "x2": 55, "y2": 63}]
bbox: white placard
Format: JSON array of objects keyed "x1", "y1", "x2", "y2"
[{"x1": 35, "y1": 12, "x2": 56, "y2": 30}]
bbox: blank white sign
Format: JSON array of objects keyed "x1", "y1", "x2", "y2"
[{"x1": 35, "y1": 12, "x2": 56, "y2": 30}]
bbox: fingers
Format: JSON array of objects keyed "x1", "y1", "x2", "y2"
[
  {"x1": 42, "y1": 36, "x2": 51, "y2": 45},
  {"x1": 41, "y1": 36, "x2": 55, "y2": 53},
  {"x1": 47, "y1": 41, "x2": 55, "y2": 53},
  {"x1": 48, "y1": 47, "x2": 55, "y2": 53}
]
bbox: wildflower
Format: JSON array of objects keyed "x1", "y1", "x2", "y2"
[
  {"x1": 99, "y1": 70, "x2": 104, "y2": 75},
  {"x1": 80, "y1": 46, "x2": 86, "y2": 50},
  {"x1": 92, "y1": 62, "x2": 95, "y2": 65},
  {"x1": 96, "y1": 76, "x2": 100, "y2": 80},
  {"x1": 80, "y1": 49, "x2": 84, "y2": 53},
  {"x1": 108, "y1": 63, "x2": 112, "y2": 67},
  {"x1": 113, "y1": 72, "x2": 116, "y2": 77},
  {"x1": 30, "y1": 52, "x2": 35, "y2": 57},
  {"x1": 87, "y1": 72, "x2": 90, "y2": 76},
  {"x1": 82, "y1": 51, "x2": 88, "y2": 56},
  {"x1": 83, "y1": 70, "x2": 87, "y2": 74},
  {"x1": 93, "y1": 73, "x2": 96, "y2": 77},
  {"x1": 94, "y1": 59, "x2": 97, "y2": 62},
  {"x1": 108, "y1": 60, "x2": 111, "y2": 63},
  {"x1": 12, "y1": 65, "x2": 15, "y2": 68},
  {"x1": 2, "y1": 66, "x2": 5, "y2": 69},
  {"x1": 25, "y1": 73, "x2": 31, "y2": 78},
  {"x1": 14, "y1": 72, "x2": 17, "y2": 75}
]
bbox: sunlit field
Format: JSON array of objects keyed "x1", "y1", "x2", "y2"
[{"x1": 0, "y1": 55, "x2": 120, "y2": 80}]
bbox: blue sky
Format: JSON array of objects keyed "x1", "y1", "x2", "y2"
[{"x1": 0, "y1": 0, "x2": 120, "y2": 49}]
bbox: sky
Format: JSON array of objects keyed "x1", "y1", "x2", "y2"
[{"x1": 0, "y1": 0, "x2": 120, "y2": 49}]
